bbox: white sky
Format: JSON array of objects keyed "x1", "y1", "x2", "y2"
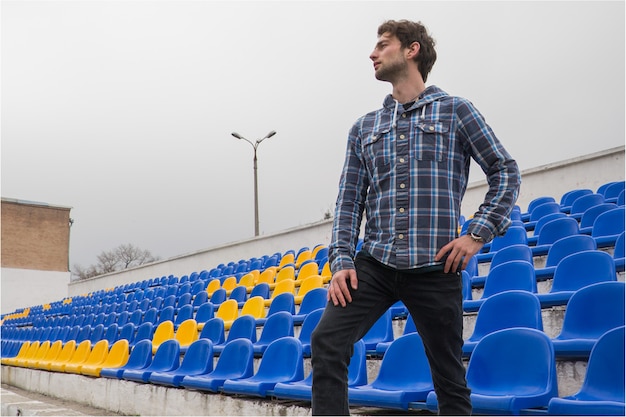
[{"x1": 2, "y1": 0, "x2": 624, "y2": 270}]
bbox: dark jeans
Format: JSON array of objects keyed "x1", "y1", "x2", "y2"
[{"x1": 310, "y1": 252, "x2": 472, "y2": 415}]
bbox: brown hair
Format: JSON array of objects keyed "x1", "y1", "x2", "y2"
[{"x1": 377, "y1": 20, "x2": 437, "y2": 82}]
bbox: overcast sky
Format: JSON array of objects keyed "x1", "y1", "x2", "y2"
[{"x1": 2, "y1": 1, "x2": 624, "y2": 270}]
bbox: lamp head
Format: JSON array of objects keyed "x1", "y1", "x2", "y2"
[{"x1": 231, "y1": 132, "x2": 244, "y2": 140}]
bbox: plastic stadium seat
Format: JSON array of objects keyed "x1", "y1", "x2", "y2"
[
  {"x1": 526, "y1": 212, "x2": 567, "y2": 246},
  {"x1": 471, "y1": 244, "x2": 533, "y2": 287},
  {"x1": 235, "y1": 296, "x2": 266, "y2": 324},
  {"x1": 530, "y1": 217, "x2": 580, "y2": 256},
  {"x1": 27, "y1": 339, "x2": 60, "y2": 369},
  {"x1": 362, "y1": 309, "x2": 394, "y2": 352},
  {"x1": 215, "y1": 299, "x2": 239, "y2": 330},
  {"x1": 198, "y1": 317, "x2": 225, "y2": 345},
  {"x1": 129, "y1": 322, "x2": 154, "y2": 348},
  {"x1": 536, "y1": 250, "x2": 616, "y2": 308},
  {"x1": 149, "y1": 339, "x2": 214, "y2": 387},
  {"x1": 206, "y1": 279, "x2": 221, "y2": 296},
  {"x1": 173, "y1": 304, "x2": 194, "y2": 329},
  {"x1": 194, "y1": 302, "x2": 215, "y2": 331},
  {"x1": 101, "y1": 339, "x2": 153, "y2": 379},
  {"x1": 294, "y1": 261, "x2": 319, "y2": 286},
  {"x1": 591, "y1": 207, "x2": 625, "y2": 247},
  {"x1": 52, "y1": 340, "x2": 91, "y2": 373},
  {"x1": 256, "y1": 267, "x2": 278, "y2": 286},
  {"x1": 273, "y1": 340, "x2": 367, "y2": 402},
  {"x1": 181, "y1": 339, "x2": 255, "y2": 393},
  {"x1": 295, "y1": 249, "x2": 313, "y2": 269},
  {"x1": 522, "y1": 196, "x2": 556, "y2": 221},
  {"x1": 560, "y1": 188, "x2": 593, "y2": 211},
  {"x1": 236, "y1": 273, "x2": 256, "y2": 292},
  {"x1": 221, "y1": 276, "x2": 238, "y2": 294},
  {"x1": 256, "y1": 292, "x2": 295, "y2": 326},
  {"x1": 292, "y1": 288, "x2": 327, "y2": 325},
  {"x1": 603, "y1": 181, "x2": 625, "y2": 204},
  {"x1": 270, "y1": 267, "x2": 296, "y2": 290},
  {"x1": 427, "y1": 328, "x2": 557, "y2": 415},
  {"x1": 464, "y1": 261, "x2": 537, "y2": 312},
  {"x1": 348, "y1": 333, "x2": 434, "y2": 410},
  {"x1": 462, "y1": 291, "x2": 543, "y2": 357},
  {"x1": 208, "y1": 288, "x2": 227, "y2": 306},
  {"x1": 475, "y1": 227, "x2": 528, "y2": 263},
  {"x1": 227, "y1": 285, "x2": 247, "y2": 304},
  {"x1": 375, "y1": 314, "x2": 417, "y2": 356},
  {"x1": 123, "y1": 339, "x2": 181, "y2": 383},
  {"x1": 39, "y1": 340, "x2": 76, "y2": 371},
  {"x1": 298, "y1": 308, "x2": 324, "y2": 357},
  {"x1": 578, "y1": 203, "x2": 617, "y2": 234},
  {"x1": 265, "y1": 279, "x2": 296, "y2": 307},
  {"x1": 294, "y1": 275, "x2": 323, "y2": 304},
  {"x1": 1, "y1": 341, "x2": 31, "y2": 366},
  {"x1": 142, "y1": 308, "x2": 158, "y2": 326},
  {"x1": 248, "y1": 283, "x2": 270, "y2": 301},
  {"x1": 20, "y1": 340, "x2": 51, "y2": 369},
  {"x1": 547, "y1": 326, "x2": 625, "y2": 415},
  {"x1": 151, "y1": 320, "x2": 175, "y2": 354},
  {"x1": 568, "y1": 193, "x2": 605, "y2": 220},
  {"x1": 252, "y1": 311, "x2": 294, "y2": 356},
  {"x1": 103, "y1": 323, "x2": 119, "y2": 344},
  {"x1": 551, "y1": 282, "x2": 625, "y2": 358},
  {"x1": 221, "y1": 336, "x2": 304, "y2": 398},
  {"x1": 174, "y1": 319, "x2": 199, "y2": 353},
  {"x1": 81, "y1": 339, "x2": 130, "y2": 377},
  {"x1": 614, "y1": 231, "x2": 625, "y2": 272},
  {"x1": 534, "y1": 234, "x2": 597, "y2": 281},
  {"x1": 65, "y1": 339, "x2": 109, "y2": 374},
  {"x1": 212, "y1": 315, "x2": 257, "y2": 355}
]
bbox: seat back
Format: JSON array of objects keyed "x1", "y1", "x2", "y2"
[
  {"x1": 147, "y1": 339, "x2": 180, "y2": 372},
  {"x1": 240, "y1": 296, "x2": 266, "y2": 320},
  {"x1": 199, "y1": 317, "x2": 225, "y2": 344},
  {"x1": 266, "y1": 292, "x2": 296, "y2": 316},
  {"x1": 65, "y1": 340, "x2": 92, "y2": 368},
  {"x1": 532, "y1": 213, "x2": 567, "y2": 237},
  {"x1": 221, "y1": 276, "x2": 238, "y2": 293},
  {"x1": 224, "y1": 315, "x2": 257, "y2": 344},
  {"x1": 254, "y1": 337, "x2": 304, "y2": 381},
  {"x1": 372, "y1": 332, "x2": 433, "y2": 391},
  {"x1": 570, "y1": 193, "x2": 605, "y2": 215},
  {"x1": 482, "y1": 261, "x2": 537, "y2": 299},
  {"x1": 194, "y1": 302, "x2": 215, "y2": 325},
  {"x1": 592, "y1": 207, "x2": 625, "y2": 238},
  {"x1": 249, "y1": 283, "x2": 270, "y2": 299},
  {"x1": 124, "y1": 339, "x2": 153, "y2": 370},
  {"x1": 215, "y1": 299, "x2": 239, "y2": 322},
  {"x1": 100, "y1": 339, "x2": 130, "y2": 369},
  {"x1": 580, "y1": 203, "x2": 617, "y2": 228},
  {"x1": 82, "y1": 339, "x2": 109, "y2": 367},
  {"x1": 557, "y1": 282, "x2": 625, "y2": 340},
  {"x1": 174, "y1": 305, "x2": 194, "y2": 326},
  {"x1": 257, "y1": 311, "x2": 294, "y2": 345},
  {"x1": 362, "y1": 309, "x2": 394, "y2": 350},
  {"x1": 152, "y1": 320, "x2": 175, "y2": 353},
  {"x1": 211, "y1": 338, "x2": 255, "y2": 378},
  {"x1": 488, "y1": 245, "x2": 533, "y2": 270},
  {"x1": 228, "y1": 286, "x2": 248, "y2": 303},
  {"x1": 561, "y1": 189, "x2": 593, "y2": 207},
  {"x1": 490, "y1": 227, "x2": 528, "y2": 252},
  {"x1": 551, "y1": 250, "x2": 616, "y2": 293},
  {"x1": 527, "y1": 197, "x2": 556, "y2": 214},
  {"x1": 45, "y1": 340, "x2": 75, "y2": 370},
  {"x1": 545, "y1": 234, "x2": 597, "y2": 268},
  {"x1": 131, "y1": 322, "x2": 154, "y2": 347},
  {"x1": 297, "y1": 288, "x2": 328, "y2": 316},
  {"x1": 296, "y1": 262, "x2": 319, "y2": 283},
  {"x1": 178, "y1": 339, "x2": 213, "y2": 374},
  {"x1": 536, "y1": 217, "x2": 579, "y2": 246},
  {"x1": 530, "y1": 202, "x2": 561, "y2": 222},
  {"x1": 209, "y1": 288, "x2": 227, "y2": 305},
  {"x1": 175, "y1": 319, "x2": 199, "y2": 348},
  {"x1": 298, "y1": 308, "x2": 324, "y2": 347}
]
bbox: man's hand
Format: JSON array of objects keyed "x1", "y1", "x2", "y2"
[
  {"x1": 327, "y1": 269, "x2": 359, "y2": 307},
  {"x1": 435, "y1": 235, "x2": 485, "y2": 273}
]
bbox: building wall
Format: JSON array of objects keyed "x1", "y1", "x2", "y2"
[
  {"x1": 1, "y1": 199, "x2": 72, "y2": 271},
  {"x1": 1, "y1": 268, "x2": 70, "y2": 315}
]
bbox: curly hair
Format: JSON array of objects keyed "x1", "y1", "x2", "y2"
[{"x1": 377, "y1": 20, "x2": 437, "y2": 82}]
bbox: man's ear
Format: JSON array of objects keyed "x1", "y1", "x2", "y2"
[{"x1": 407, "y1": 41, "x2": 420, "y2": 59}]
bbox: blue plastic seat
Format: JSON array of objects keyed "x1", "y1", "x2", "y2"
[
  {"x1": 175, "y1": 293, "x2": 192, "y2": 310},
  {"x1": 191, "y1": 291, "x2": 208, "y2": 311},
  {"x1": 362, "y1": 309, "x2": 394, "y2": 353},
  {"x1": 427, "y1": 328, "x2": 557, "y2": 415},
  {"x1": 476, "y1": 226, "x2": 528, "y2": 263},
  {"x1": 471, "y1": 244, "x2": 533, "y2": 287},
  {"x1": 534, "y1": 234, "x2": 597, "y2": 280},
  {"x1": 349, "y1": 333, "x2": 433, "y2": 410},
  {"x1": 524, "y1": 202, "x2": 562, "y2": 231},
  {"x1": 551, "y1": 282, "x2": 625, "y2": 358},
  {"x1": 129, "y1": 322, "x2": 154, "y2": 348},
  {"x1": 198, "y1": 317, "x2": 225, "y2": 345},
  {"x1": 208, "y1": 288, "x2": 227, "y2": 307},
  {"x1": 547, "y1": 326, "x2": 625, "y2": 415},
  {"x1": 568, "y1": 193, "x2": 605, "y2": 220},
  {"x1": 123, "y1": 339, "x2": 180, "y2": 383},
  {"x1": 614, "y1": 231, "x2": 625, "y2": 272},
  {"x1": 248, "y1": 282, "x2": 270, "y2": 300},
  {"x1": 603, "y1": 181, "x2": 625, "y2": 204},
  {"x1": 103, "y1": 323, "x2": 119, "y2": 344},
  {"x1": 560, "y1": 188, "x2": 593, "y2": 212},
  {"x1": 273, "y1": 339, "x2": 367, "y2": 402},
  {"x1": 221, "y1": 336, "x2": 304, "y2": 398},
  {"x1": 375, "y1": 314, "x2": 416, "y2": 356},
  {"x1": 464, "y1": 261, "x2": 537, "y2": 312},
  {"x1": 212, "y1": 315, "x2": 257, "y2": 355},
  {"x1": 526, "y1": 212, "x2": 567, "y2": 246},
  {"x1": 520, "y1": 196, "x2": 556, "y2": 222},
  {"x1": 142, "y1": 308, "x2": 158, "y2": 326},
  {"x1": 591, "y1": 207, "x2": 625, "y2": 247},
  {"x1": 530, "y1": 217, "x2": 580, "y2": 256},
  {"x1": 578, "y1": 203, "x2": 617, "y2": 234},
  {"x1": 153, "y1": 306, "x2": 175, "y2": 329},
  {"x1": 298, "y1": 308, "x2": 325, "y2": 356},
  {"x1": 75, "y1": 325, "x2": 92, "y2": 343},
  {"x1": 194, "y1": 302, "x2": 215, "y2": 330},
  {"x1": 181, "y1": 339, "x2": 255, "y2": 393},
  {"x1": 537, "y1": 250, "x2": 617, "y2": 308},
  {"x1": 173, "y1": 305, "x2": 194, "y2": 329},
  {"x1": 462, "y1": 291, "x2": 543, "y2": 357},
  {"x1": 253, "y1": 311, "x2": 294, "y2": 356},
  {"x1": 255, "y1": 292, "x2": 295, "y2": 326},
  {"x1": 292, "y1": 288, "x2": 327, "y2": 325},
  {"x1": 101, "y1": 339, "x2": 153, "y2": 379},
  {"x1": 148, "y1": 339, "x2": 213, "y2": 387}
]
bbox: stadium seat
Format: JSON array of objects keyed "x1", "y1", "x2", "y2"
[
  {"x1": 520, "y1": 196, "x2": 556, "y2": 221},
  {"x1": 362, "y1": 309, "x2": 394, "y2": 352},
  {"x1": 603, "y1": 181, "x2": 625, "y2": 204},
  {"x1": 551, "y1": 282, "x2": 625, "y2": 358},
  {"x1": 65, "y1": 339, "x2": 109, "y2": 374},
  {"x1": 273, "y1": 339, "x2": 367, "y2": 402},
  {"x1": 129, "y1": 322, "x2": 154, "y2": 348},
  {"x1": 294, "y1": 275, "x2": 323, "y2": 304},
  {"x1": 19, "y1": 340, "x2": 51, "y2": 369},
  {"x1": 151, "y1": 320, "x2": 175, "y2": 354},
  {"x1": 464, "y1": 261, "x2": 537, "y2": 312},
  {"x1": 28, "y1": 340, "x2": 62, "y2": 369},
  {"x1": 52, "y1": 340, "x2": 91, "y2": 373},
  {"x1": 173, "y1": 319, "x2": 199, "y2": 353},
  {"x1": 470, "y1": 244, "x2": 533, "y2": 287},
  {"x1": 298, "y1": 308, "x2": 324, "y2": 357},
  {"x1": 375, "y1": 314, "x2": 417, "y2": 356},
  {"x1": 1, "y1": 341, "x2": 31, "y2": 366},
  {"x1": 103, "y1": 323, "x2": 119, "y2": 344},
  {"x1": 475, "y1": 226, "x2": 528, "y2": 263},
  {"x1": 524, "y1": 201, "x2": 562, "y2": 231},
  {"x1": 462, "y1": 290, "x2": 543, "y2": 357},
  {"x1": 614, "y1": 231, "x2": 625, "y2": 272},
  {"x1": 529, "y1": 217, "x2": 580, "y2": 256},
  {"x1": 578, "y1": 203, "x2": 618, "y2": 234},
  {"x1": 181, "y1": 339, "x2": 255, "y2": 393},
  {"x1": 253, "y1": 311, "x2": 294, "y2": 356},
  {"x1": 348, "y1": 333, "x2": 433, "y2": 410},
  {"x1": 547, "y1": 326, "x2": 625, "y2": 415},
  {"x1": 294, "y1": 261, "x2": 319, "y2": 286},
  {"x1": 568, "y1": 193, "x2": 605, "y2": 220},
  {"x1": 212, "y1": 315, "x2": 257, "y2": 355},
  {"x1": 534, "y1": 234, "x2": 597, "y2": 280},
  {"x1": 265, "y1": 279, "x2": 296, "y2": 307},
  {"x1": 81, "y1": 339, "x2": 130, "y2": 377},
  {"x1": 194, "y1": 302, "x2": 215, "y2": 331},
  {"x1": 215, "y1": 299, "x2": 239, "y2": 330},
  {"x1": 427, "y1": 328, "x2": 557, "y2": 415},
  {"x1": 123, "y1": 339, "x2": 181, "y2": 383},
  {"x1": 198, "y1": 317, "x2": 225, "y2": 345},
  {"x1": 222, "y1": 336, "x2": 304, "y2": 398},
  {"x1": 227, "y1": 285, "x2": 247, "y2": 304},
  {"x1": 174, "y1": 305, "x2": 194, "y2": 329},
  {"x1": 536, "y1": 250, "x2": 616, "y2": 308},
  {"x1": 292, "y1": 288, "x2": 327, "y2": 325},
  {"x1": 101, "y1": 339, "x2": 153, "y2": 379},
  {"x1": 38, "y1": 340, "x2": 75, "y2": 371},
  {"x1": 559, "y1": 188, "x2": 593, "y2": 212},
  {"x1": 590, "y1": 207, "x2": 625, "y2": 247},
  {"x1": 149, "y1": 339, "x2": 213, "y2": 387},
  {"x1": 256, "y1": 292, "x2": 295, "y2": 326}
]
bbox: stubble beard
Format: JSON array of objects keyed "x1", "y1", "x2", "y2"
[{"x1": 374, "y1": 58, "x2": 408, "y2": 83}]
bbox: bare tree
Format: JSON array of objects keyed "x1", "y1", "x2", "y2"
[{"x1": 72, "y1": 243, "x2": 159, "y2": 280}]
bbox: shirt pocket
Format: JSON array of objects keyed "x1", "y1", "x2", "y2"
[
  {"x1": 413, "y1": 121, "x2": 449, "y2": 161},
  {"x1": 362, "y1": 128, "x2": 391, "y2": 171}
]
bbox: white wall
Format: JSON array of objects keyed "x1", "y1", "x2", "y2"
[{"x1": 1, "y1": 268, "x2": 70, "y2": 315}]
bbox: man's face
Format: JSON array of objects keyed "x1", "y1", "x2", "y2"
[{"x1": 370, "y1": 32, "x2": 407, "y2": 82}]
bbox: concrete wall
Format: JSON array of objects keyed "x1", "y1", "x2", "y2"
[{"x1": 0, "y1": 268, "x2": 70, "y2": 315}]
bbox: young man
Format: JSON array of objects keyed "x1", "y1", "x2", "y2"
[{"x1": 310, "y1": 20, "x2": 521, "y2": 415}]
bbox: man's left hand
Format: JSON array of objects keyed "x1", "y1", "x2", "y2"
[{"x1": 435, "y1": 234, "x2": 485, "y2": 273}]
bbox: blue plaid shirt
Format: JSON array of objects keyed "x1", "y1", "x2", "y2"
[{"x1": 329, "y1": 85, "x2": 521, "y2": 273}]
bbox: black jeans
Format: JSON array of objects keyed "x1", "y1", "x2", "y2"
[{"x1": 310, "y1": 251, "x2": 472, "y2": 415}]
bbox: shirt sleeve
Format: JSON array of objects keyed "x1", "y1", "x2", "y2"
[
  {"x1": 328, "y1": 122, "x2": 369, "y2": 273},
  {"x1": 457, "y1": 99, "x2": 522, "y2": 242}
]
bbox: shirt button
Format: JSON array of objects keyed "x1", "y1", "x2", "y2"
[
  {"x1": 399, "y1": 134, "x2": 406, "y2": 139},
  {"x1": 398, "y1": 234, "x2": 404, "y2": 240},
  {"x1": 429, "y1": 126, "x2": 435, "y2": 131},
  {"x1": 399, "y1": 183, "x2": 406, "y2": 189},
  {"x1": 401, "y1": 114, "x2": 407, "y2": 118},
  {"x1": 399, "y1": 208, "x2": 405, "y2": 213},
  {"x1": 399, "y1": 158, "x2": 405, "y2": 163}
]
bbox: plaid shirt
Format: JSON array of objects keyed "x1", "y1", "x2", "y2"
[{"x1": 329, "y1": 85, "x2": 521, "y2": 273}]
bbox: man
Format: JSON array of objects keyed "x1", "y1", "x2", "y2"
[{"x1": 310, "y1": 20, "x2": 521, "y2": 415}]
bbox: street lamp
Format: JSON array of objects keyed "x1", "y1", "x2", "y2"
[{"x1": 231, "y1": 130, "x2": 277, "y2": 237}]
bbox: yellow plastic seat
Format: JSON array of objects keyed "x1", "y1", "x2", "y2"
[
  {"x1": 1, "y1": 341, "x2": 31, "y2": 366},
  {"x1": 277, "y1": 252, "x2": 295, "y2": 270},
  {"x1": 257, "y1": 267, "x2": 277, "y2": 286},
  {"x1": 294, "y1": 275, "x2": 324, "y2": 304},
  {"x1": 295, "y1": 261, "x2": 320, "y2": 286},
  {"x1": 247, "y1": 269, "x2": 261, "y2": 285},
  {"x1": 215, "y1": 299, "x2": 239, "y2": 330},
  {"x1": 311, "y1": 244, "x2": 327, "y2": 259},
  {"x1": 222, "y1": 276, "x2": 238, "y2": 295},
  {"x1": 11, "y1": 341, "x2": 41, "y2": 368},
  {"x1": 175, "y1": 319, "x2": 199, "y2": 351},
  {"x1": 40, "y1": 340, "x2": 76, "y2": 371},
  {"x1": 65, "y1": 339, "x2": 109, "y2": 374},
  {"x1": 321, "y1": 261, "x2": 332, "y2": 283},
  {"x1": 81, "y1": 339, "x2": 130, "y2": 377},
  {"x1": 237, "y1": 273, "x2": 256, "y2": 292},
  {"x1": 19, "y1": 341, "x2": 50, "y2": 368},
  {"x1": 29, "y1": 340, "x2": 62, "y2": 369},
  {"x1": 152, "y1": 320, "x2": 175, "y2": 354},
  {"x1": 270, "y1": 266, "x2": 295, "y2": 290},
  {"x1": 206, "y1": 279, "x2": 221, "y2": 296},
  {"x1": 295, "y1": 250, "x2": 313, "y2": 268},
  {"x1": 51, "y1": 340, "x2": 91, "y2": 373},
  {"x1": 224, "y1": 296, "x2": 265, "y2": 329},
  {"x1": 265, "y1": 279, "x2": 296, "y2": 307}
]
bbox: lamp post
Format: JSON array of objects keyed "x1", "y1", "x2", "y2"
[{"x1": 231, "y1": 130, "x2": 277, "y2": 237}]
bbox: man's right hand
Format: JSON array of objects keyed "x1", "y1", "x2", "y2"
[{"x1": 328, "y1": 269, "x2": 359, "y2": 307}]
